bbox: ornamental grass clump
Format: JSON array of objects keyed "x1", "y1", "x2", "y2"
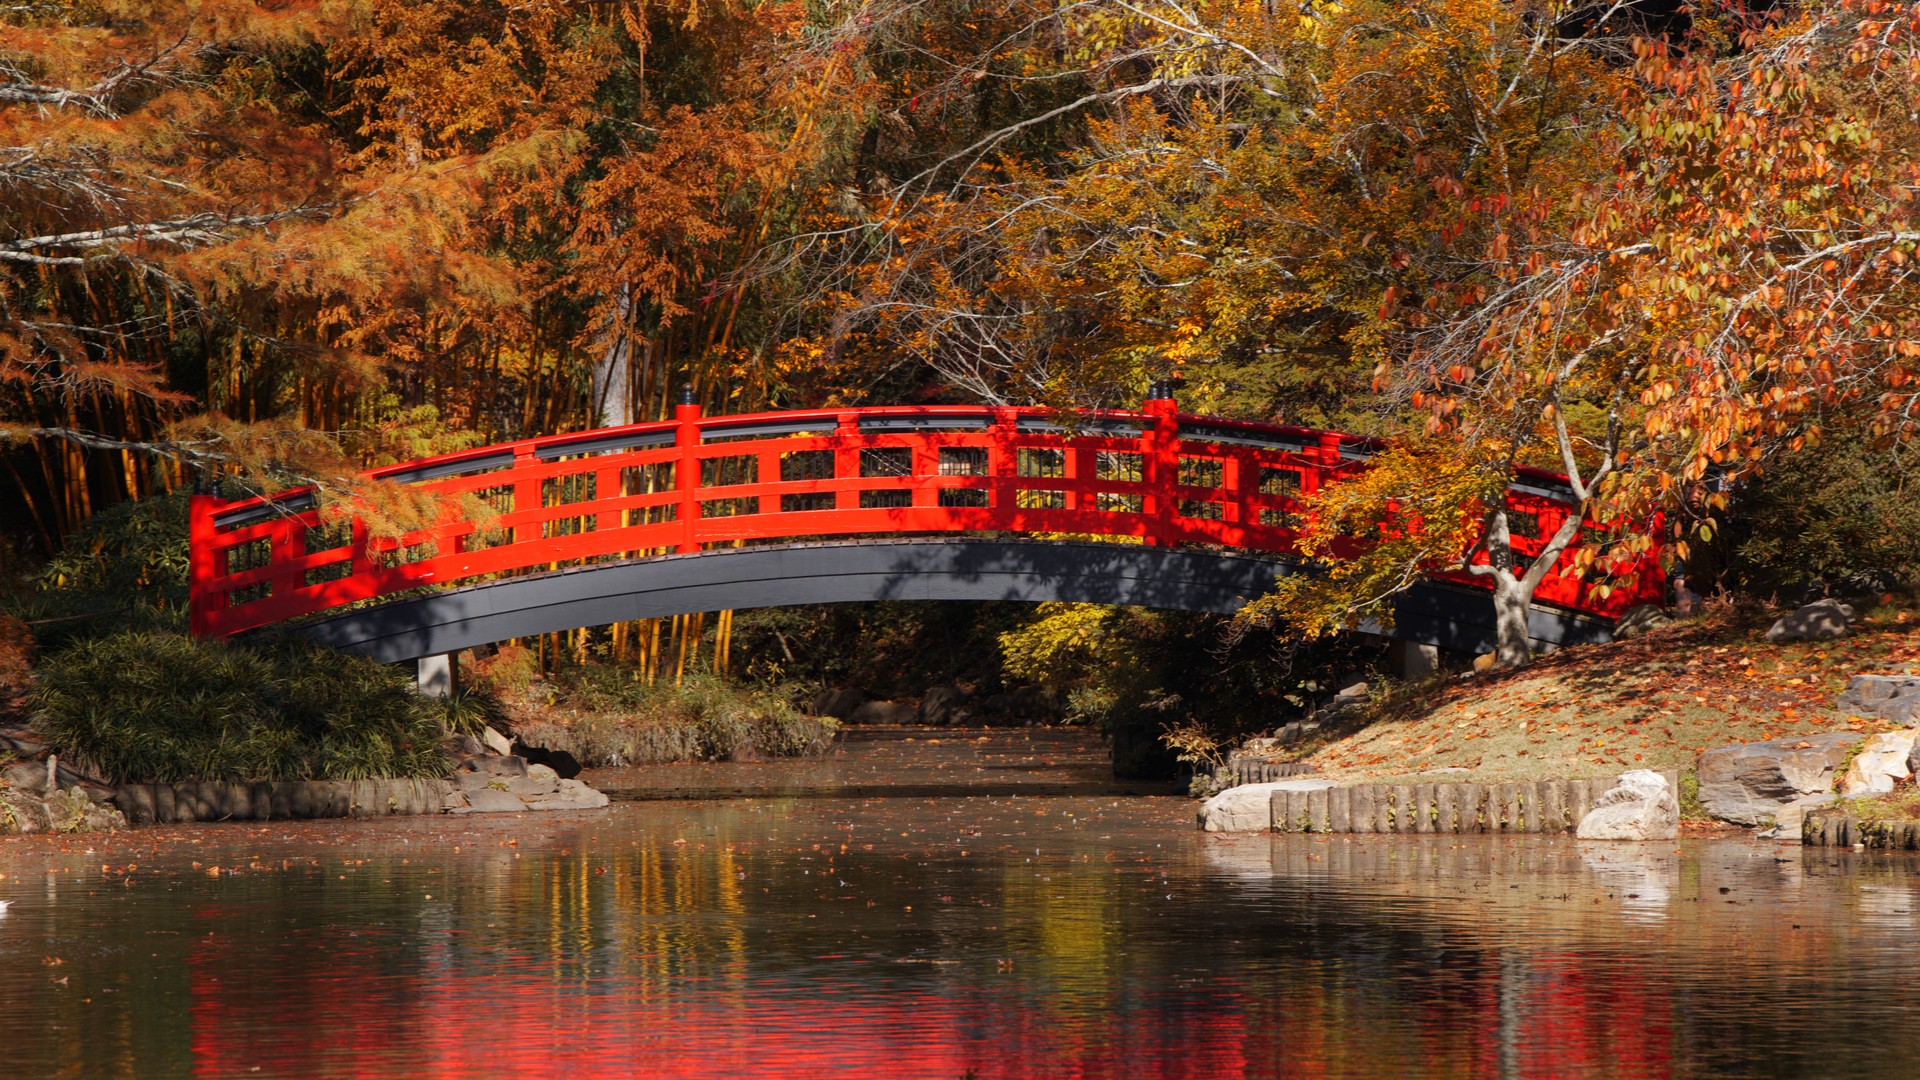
[
  {"x1": 31, "y1": 631, "x2": 451, "y2": 784},
  {"x1": 512, "y1": 672, "x2": 837, "y2": 766}
]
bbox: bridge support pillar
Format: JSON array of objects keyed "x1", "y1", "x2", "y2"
[
  {"x1": 1387, "y1": 640, "x2": 1441, "y2": 680},
  {"x1": 416, "y1": 653, "x2": 458, "y2": 699}
]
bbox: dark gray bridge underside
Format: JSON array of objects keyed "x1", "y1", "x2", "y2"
[{"x1": 283, "y1": 538, "x2": 1613, "y2": 663}]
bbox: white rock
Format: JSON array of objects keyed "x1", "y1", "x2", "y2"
[
  {"x1": 1838, "y1": 731, "x2": 1917, "y2": 795},
  {"x1": 1197, "y1": 778, "x2": 1336, "y2": 832},
  {"x1": 1575, "y1": 770, "x2": 1679, "y2": 841},
  {"x1": 481, "y1": 725, "x2": 514, "y2": 758}
]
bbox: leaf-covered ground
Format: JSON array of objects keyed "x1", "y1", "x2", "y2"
[{"x1": 1290, "y1": 598, "x2": 1920, "y2": 785}]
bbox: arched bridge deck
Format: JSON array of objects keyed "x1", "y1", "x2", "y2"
[
  {"x1": 188, "y1": 395, "x2": 1662, "y2": 657},
  {"x1": 289, "y1": 539, "x2": 1617, "y2": 664}
]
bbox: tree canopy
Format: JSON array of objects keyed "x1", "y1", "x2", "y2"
[{"x1": 4, "y1": 0, "x2": 1917, "y2": 661}]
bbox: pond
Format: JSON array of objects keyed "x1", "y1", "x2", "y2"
[{"x1": 4, "y1": 729, "x2": 1919, "y2": 1078}]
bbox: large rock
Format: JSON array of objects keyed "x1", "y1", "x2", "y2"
[
  {"x1": 1765, "y1": 599, "x2": 1855, "y2": 643},
  {"x1": 1837, "y1": 674, "x2": 1920, "y2": 726},
  {"x1": 810, "y1": 687, "x2": 866, "y2": 720},
  {"x1": 849, "y1": 700, "x2": 917, "y2": 725},
  {"x1": 1769, "y1": 793, "x2": 1837, "y2": 837},
  {"x1": 505, "y1": 766, "x2": 562, "y2": 800},
  {"x1": 1197, "y1": 778, "x2": 1337, "y2": 833},
  {"x1": 2, "y1": 760, "x2": 51, "y2": 795},
  {"x1": 450, "y1": 788, "x2": 528, "y2": 814},
  {"x1": 1839, "y1": 732, "x2": 1918, "y2": 795},
  {"x1": 526, "y1": 778, "x2": 611, "y2": 811},
  {"x1": 1696, "y1": 732, "x2": 1861, "y2": 825},
  {"x1": 480, "y1": 725, "x2": 515, "y2": 758},
  {"x1": 1575, "y1": 770, "x2": 1679, "y2": 840},
  {"x1": 1615, "y1": 605, "x2": 1675, "y2": 640},
  {"x1": 455, "y1": 752, "x2": 529, "y2": 778},
  {"x1": 920, "y1": 686, "x2": 971, "y2": 726}
]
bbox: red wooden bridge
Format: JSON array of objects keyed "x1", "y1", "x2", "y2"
[{"x1": 187, "y1": 389, "x2": 1663, "y2": 663}]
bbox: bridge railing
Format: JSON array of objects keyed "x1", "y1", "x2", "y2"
[{"x1": 187, "y1": 398, "x2": 1663, "y2": 638}]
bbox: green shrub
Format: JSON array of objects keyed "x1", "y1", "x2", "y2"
[
  {"x1": 31, "y1": 631, "x2": 452, "y2": 783},
  {"x1": 1724, "y1": 428, "x2": 1920, "y2": 593},
  {"x1": 514, "y1": 672, "x2": 838, "y2": 766}
]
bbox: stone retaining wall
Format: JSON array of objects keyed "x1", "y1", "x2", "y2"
[
  {"x1": 1268, "y1": 772, "x2": 1678, "y2": 834},
  {"x1": 114, "y1": 778, "x2": 453, "y2": 824}
]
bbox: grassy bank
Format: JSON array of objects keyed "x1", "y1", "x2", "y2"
[
  {"x1": 474, "y1": 648, "x2": 838, "y2": 766},
  {"x1": 1260, "y1": 596, "x2": 1920, "y2": 786}
]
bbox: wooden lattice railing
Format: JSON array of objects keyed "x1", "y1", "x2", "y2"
[{"x1": 188, "y1": 397, "x2": 1663, "y2": 639}]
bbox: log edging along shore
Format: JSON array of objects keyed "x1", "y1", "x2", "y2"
[
  {"x1": 1801, "y1": 810, "x2": 1920, "y2": 849},
  {"x1": 113, "y1": 778, "x2": 455, "y2": 825},
  {"x1": 1268, "y1": 772, "x2": 1679, "y2": 835},
  {"x1": 1221, "y1": 759, "x2": 1320, "y2": 786}
]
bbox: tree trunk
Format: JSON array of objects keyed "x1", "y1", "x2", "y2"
[
  {"x1": 1490, "y1": 571, "x2": 1533, "y2": 668},
  {"x1": 1477, "y1": 502, "x2": 1588, "y2": 669},
  {"x1": 590, "y1": 285, "x2": 635, "y2": 428}
]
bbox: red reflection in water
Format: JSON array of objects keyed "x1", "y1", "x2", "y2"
[
  {"x1": 182, "y1": 919, "x2": 1677, "y2": 1076},
  {"x1": 186, "y1": 934, "x2": 1251, "y2": 1078},
  {"x1": 1511, "y1": 955, "x2": 1673, "y2": 1079}
]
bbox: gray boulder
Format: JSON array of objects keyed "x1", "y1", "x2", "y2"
[
  {"x1": 505, "y1": 767, "x2": 561, "y2": 800},
  {"x1": 449, "y1": 789, "x2": 528, "y2": 814},
  {"x1": 1197, "y1": 778, "x2": 1337, "y2": 832},
  {"x1": 1768, "y1": 793, "x2": 1837, "y2": 838},
  {"x1": 1696, "y1": 732, "x2": 1860, "y2": 825},
  {"x1": 849, "y1": 700, "x2": 918, "y2": 725},
  {"x1": 455, "y1": 752, "x2": 529, "y2": 778},
  {"x1": 1765, "y1": 599, "x2": 1855, "y2": 643},
  {"x1": 1837, "y1": 674, "x2": 1920, "y2": 726},
  {"x1": 810, "y1": 687, "x2": 866, "y2": 720},
  {"x1": 1575, "y1": 770, "x2": 1679, "y2": 840},
  {"x1": 919, "y1": 685, "x2": 971, "y2": 727},
  {"x1": 527, "y1": 778, "x2": 611, "y2": 811},
  {"x1": 1615, "y1": 605, "x2": 1675, "y2": 640},
  {"x1": 480, "y1": 725, "x2": 515, "y2": 757},
  {"x1": 2, "y1": 760, "x2": 50, "y2": 795}
]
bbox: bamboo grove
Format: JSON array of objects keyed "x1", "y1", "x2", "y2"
[{"x1": 6, "y1": 1, "x2": 1920, "y2": 668}]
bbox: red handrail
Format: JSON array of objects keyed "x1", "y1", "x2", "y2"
[{"x1": 187, "y1": 400, "x2": 1664, "y2": 639}]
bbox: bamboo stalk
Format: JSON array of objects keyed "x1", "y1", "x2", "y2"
[{"x1": 673, "y1": 613, "x2": 691, "y2": 687}]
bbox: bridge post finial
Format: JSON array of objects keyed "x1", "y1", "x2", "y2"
[
  {"x1": 1145, "y1": 378, "x2": 1178, "y2": 402},
  {"x1": 674, "y1": 385, "x2": 702, "y2": 553}
]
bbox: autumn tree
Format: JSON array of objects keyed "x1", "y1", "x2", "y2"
[
  {"x1": 793, "y1": 0, "x2": 1646, "y2": 662},
  {"x1": 1361, "y1": 0, "x2": 1920, "y2": 662},
  {"x1": 792, "y1": 0, "x2": 1920, "y2": 667},
  {"x1": 0, "y1": 0, "x2": 881, "y2": 555}
]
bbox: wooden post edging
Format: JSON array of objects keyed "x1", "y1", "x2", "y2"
[
  {"x1": 1268, "y1": 772, "x2": 1678, "y2": 835},
  {"x1": 1804, "y1": 811, "x2": 1920, "y2": 849},
  {"x1": 114, "y1": 778, "x2": 455, "y2": 825}
]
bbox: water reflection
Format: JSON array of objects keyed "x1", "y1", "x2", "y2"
[{"x1": 7, "y1": 792, "x2": 1920, "y2": 1077}]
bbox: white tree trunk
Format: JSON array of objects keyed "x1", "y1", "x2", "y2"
[
  {"x1": 1490, "y1": 570, "x2": 1534, "y2": 668},
  {"x1": 590, "y1": 285, "x2": 636, "y2": 428},
  {"x1": 1477, "y1": 504, "x2": 1589, "y2": 669}
]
